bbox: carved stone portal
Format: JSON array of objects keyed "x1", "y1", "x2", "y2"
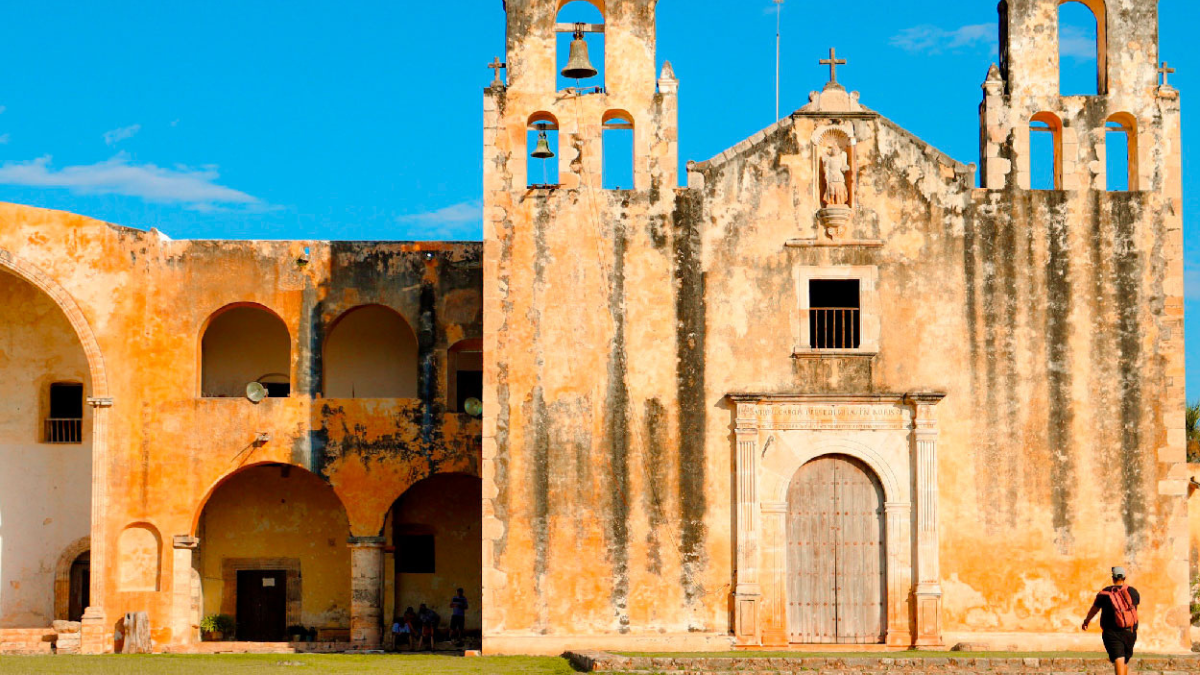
[{"x1": 728, "y1": 393, "x2": 945, "y2": 648}]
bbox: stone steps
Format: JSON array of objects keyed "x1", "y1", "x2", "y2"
[
  {"x1": 566, "y1": 652, "x2": 1200, "y2": 674},
  {"x1": 0, "y1": 628, "x2": 56, "y2": 655}
]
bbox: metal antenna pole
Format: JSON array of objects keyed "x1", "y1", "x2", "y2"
[{"x1": 775, "y1": 0, "x2": 784, "y2": 121}]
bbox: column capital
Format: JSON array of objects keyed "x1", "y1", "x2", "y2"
[
  {"x1": 87, "y1": 397, "x2": 114, "y2": 409},
  {"x1": 348, "y1": 536, "x2": 387, "y2": 548},
  {"x1": 172, "y1": 535, "x2": 199, "y2": 550}
]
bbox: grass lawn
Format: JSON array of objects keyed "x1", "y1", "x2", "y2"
[{"x1": 0, "y1": 654, "x2": 578, "y2": 675}]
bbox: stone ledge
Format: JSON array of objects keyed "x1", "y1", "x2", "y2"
[{"x1": 566, "y1": 652, "x2": 1200, "y2": 674}]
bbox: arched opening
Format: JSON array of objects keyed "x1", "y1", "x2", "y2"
[
  {"x1": 1106, "y1": 112, "x2": 1137, "y2": 192},
  {"x1": 602, "y1": 111, "x2": 634, "y2": 190},
  {"x1": 323, "y1": 305, "x2": 418, "y2": 399},
  {"x1": 556, "y1": 1, "x2": 605, "y2": 92},
  {"x1": 1030, "y1": 112, "x2": 1063, "y2": 190},
  {"x1": 53, "y1": 537, "x2": 91, "y2": 622},
  {"x1": 527, "y1": 113, "x2": 560, "y2": 188},
  {"x1": 384, "y1": 473, "x2": 482, "y2": 645},
  {"x1": 0, "y1": 267, "x2": 93, "y2": 628},
  {"x1": 201, "y1": 304, "x2": 291, "y2": 398},
  {"x1": 1058, "y1": 0, "x2": 1106, "y2": 95},
  {"x1": 786, "y1": 455, "x2": 885, "y2": 644},
  {"x1": 195, "y1": 463, "x2": 351, "y2": 642},
  {"x1": 117, "y1": 523, "x2": 162, "y2": 592},
  {"x1": 447, "y1": 339, "x2": 483, "y2": 414}
]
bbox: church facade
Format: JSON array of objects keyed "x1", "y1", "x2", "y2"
[{"x1": 0, "y1": 0, "x2": 1190, "y2": 656}]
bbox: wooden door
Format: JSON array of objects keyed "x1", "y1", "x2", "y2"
[
  {"x1": 68, "y1": 552, "x2": 90, "y2": 622},
  {"x1": 236, "y1": 570, "x2": 287, "y2": 642},
  {"x1": 787, "y1": 455, "x2": 886, "y2": 644}
]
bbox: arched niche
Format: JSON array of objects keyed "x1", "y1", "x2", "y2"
[
  {"x1": 200, "y1": 304, "x2": 292, "y2": 398},
  {"x1": 323, "y1": 304, "x2": 419, "y2": 399},
  {"x1": 117, "y1": 524, "x2": 162, "y2": 592}
]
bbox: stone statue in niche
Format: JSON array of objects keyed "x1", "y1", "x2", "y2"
[
  {"x1": 815, "y1": 130, "x2": 854, "y2": 239},
  {"x1": 821, "y1": 144, "x2": 851, "y2": 207}
]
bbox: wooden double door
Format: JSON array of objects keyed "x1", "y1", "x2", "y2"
[
  {"x1": 786, "y1": 455, "x2": 886, "y2": 644},
  {"x1": 236, "y1": 570, "x2": 287, "y2": 642}
]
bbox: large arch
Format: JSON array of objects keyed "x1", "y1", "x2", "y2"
[
  {"x1": 383, "y1": 472, "x2": 482, "y2": 636},
  {"x1": 191, "y1": 462, "x2": 352, "y2": 641},
  {"x1": 0, "y1": 255, "x2": 103, "y2": 629}
]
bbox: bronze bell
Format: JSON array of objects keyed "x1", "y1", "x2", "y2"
[
  {"x1": 531, "y1": 129, "x2": 555, "y2": 159},
  {"x1": 561, "y1": 30, "x2": 599, "y2": 80}
]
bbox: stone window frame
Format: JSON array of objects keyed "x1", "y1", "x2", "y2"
[
  {"x1": 792, "y1": 265, "x2": 880, "y2": 357},
  {"x1": 219, "y1": 558, "x2": 302, "y2": 629}
]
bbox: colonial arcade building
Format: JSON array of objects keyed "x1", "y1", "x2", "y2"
[{"x1": 0, "y1": 0, "x2": 1191, "y2": 656}]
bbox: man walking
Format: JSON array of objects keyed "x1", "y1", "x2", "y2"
[{"x1": 1082, "y1": 566, "x2": 1140, "y2": 675}]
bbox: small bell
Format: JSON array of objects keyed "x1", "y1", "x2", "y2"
[
  {"x1": 531, "y1": 129, "x2": 555, "y2": 159},
  {"x1": 561, "y1": 30, "x2": 599, "y2": 80}
]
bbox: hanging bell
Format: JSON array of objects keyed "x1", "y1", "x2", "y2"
[
  {"x1": 531, "y1": 129, "x2": 555, "y2": 159},
  {"x1": 561, "y1": 31, "x2": 599, "y2": 80}
]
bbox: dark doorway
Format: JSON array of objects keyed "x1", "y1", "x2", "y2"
[
  {"x1": 68, "y1": 551, "x2": 90, "y2": 622},
  {"x1": 236, "y1": 570, "x2": 287, "y2": 642}
]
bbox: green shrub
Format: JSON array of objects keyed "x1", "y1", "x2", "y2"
[{"x1": 200, "y1": 614, "x2": 235, "y2": 634}]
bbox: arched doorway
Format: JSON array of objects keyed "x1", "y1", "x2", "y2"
[
  {"x1": 786, "y1": 455, "x2": 885, "y2": 644},
  {"x1": 385, "y1": 474, "x2": 481, "y2": 637},
  {"x1": 194, "y1": 463, "x2": 351, "y2": 642},
  {"x1": 0, "y1": 267, "x2": 94, "y2": 628}
]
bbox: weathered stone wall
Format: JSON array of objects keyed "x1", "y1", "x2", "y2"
[
  {"x1": 0, "y1": 203, "x2": 483, "y2": 651},
  {"x1": 483, "y1": 0, "x2": 1187, "y2": 655}
]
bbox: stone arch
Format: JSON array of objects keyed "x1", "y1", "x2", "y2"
[
  {"x1": 198, "y1": 302, "x2": 292, "y2": 398},
  {"x1": 0, "y1": 250, "x2": 108, "y2": 398},
  {"x1": 189, "y1": 461, "x2": 352, "y2": 537},
  {"x1": 323, "y1": 304, "x2": 419, "y2": 399},
  {"x1": 1057, "y1": 0, "x2": 1107, "y2": 94},
  {"x1": 53, "y1": 536, "x2": 91, "y2": 621},
  {"x1": 768, "y1": 435, "x2": 902, "y2": 505}
]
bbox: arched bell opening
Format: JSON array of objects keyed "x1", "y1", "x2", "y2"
[
  {"x1": 1105, "y1": 112, "x2": 1137, "y2": 192},
  {"x1": 527, "y1": 113, "x2": 560, "y2": 188},
  {"x1": 602, "y1": 111, "x2": 635, "y2": 190},
  {"x1": 556, "y1": 1, "x2": 605, "y2": 93},
  {"x1": 1058, "y1": 0, "x2": 1106, "y2": 95}
]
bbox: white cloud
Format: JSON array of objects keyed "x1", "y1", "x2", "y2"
[
  {"x1": 890, "y1": 24, "x2": 996, "y2": 54},
  {"x1": 103, "y1": 124, "x2": 141, "y2": 146},
  {"x1": 1059, "y1": 25, "x2": 1097, "y2": 61},
  {"x1": 395, "y1": 201, "x2": 483, "y2": 240},
  {"x1": 0, "y1": 155, "x2": 262, "y2": 207}
]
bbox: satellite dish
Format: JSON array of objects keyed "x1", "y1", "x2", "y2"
[
  {"x1": 463, "y1": 397, "x2": 484, "y2": 418},
  {"x1": 246, "y1": 381, "x2": 268, "y2": 403}
]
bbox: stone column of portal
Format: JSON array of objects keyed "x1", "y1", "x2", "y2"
[
  {"x1": 349, "y1": 537, "x2": 386, "y2": 650},
  {"x1": 908, "y1": 393, "x2": 945, "y2": 647},
  {"x1": 81, "y1": 396, "x2": 113, "y2": 655},
  {"x1": 171, "y1": 536, "x2": 200, "y2": 646},
  {"x1": 733, "y1": 402, "x2": 761, "y2": 645}
]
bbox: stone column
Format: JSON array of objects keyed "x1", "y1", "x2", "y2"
[
  {"x1": 349, "y1": 536, "x2": 386, "y2": 650},
  {"x1": 907, "y1": 393, "x2": 944, "y2": 647},
  {"x1": 171, "y1": 536, "x2": 200, "y2": 646},
  {"x1": 733, "y1": 402, "x2": 761, "y2": 645},
  {"x1": 884, "y1": 502, "x2": 913, "y2": 647},
  {"x1": 81, "y1": 396, "x2": 112, "y2": 655},
  {"x1": 760, "y1": 502, "x2": 788, "y2": 647}
]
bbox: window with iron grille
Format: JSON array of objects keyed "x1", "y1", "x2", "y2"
[
  {"x1": 46, "y1": 382, "x2": 83, "y2": 444},
  {"x1": 809, "y1": 280, "x2": 861, "y2": 350}
]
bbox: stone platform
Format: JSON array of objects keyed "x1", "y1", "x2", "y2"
[
  {"x1": 565, "y1": 652, "x2": 1200, "y2": 674},
  {"x1": 0, "y1": 628, "x2": 56, "y2": 655}
]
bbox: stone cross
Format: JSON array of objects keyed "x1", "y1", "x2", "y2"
[
  {"x1": 1159, "y1": 61, "x2": 1176, "y2": 87},
  {"x1": 820, "y1": 48, "x2": 847, "y2": 85},
  {"x1": 488, "y1": 57, "x2": 507, "y2": 87}
]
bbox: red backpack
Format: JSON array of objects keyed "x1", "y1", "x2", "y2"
[{"x1": 1100, "y1": 585, "x2": 1138, "y2": 629}]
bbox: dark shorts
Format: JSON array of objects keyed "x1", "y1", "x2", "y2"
[
  {"x1": 450, "y1": 615, "x2": 465, "y2": 631},
  {"x1": 1102, "y1": 629, "x2": 1137, "y2": 662}
]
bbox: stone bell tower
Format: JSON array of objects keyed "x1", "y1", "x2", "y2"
[
  {"x1": 480, "y1": 0, "x2": 697, "y2": 652},
  {"x1": 979, "y1": 0, "x2": 1178, "y2": 192}
]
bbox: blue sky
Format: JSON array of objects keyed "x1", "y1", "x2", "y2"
[{"x1": 0, "y1": 0, "x2": 1197, "y2": 397}]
